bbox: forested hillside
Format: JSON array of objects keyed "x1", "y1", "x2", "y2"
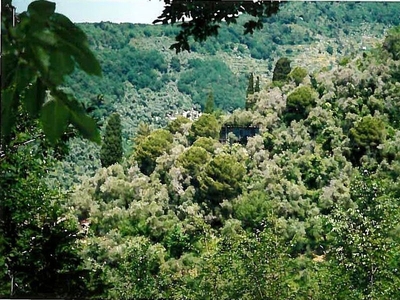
[
  {"x1": 48, "y1": 1, "x2": 400, "y2": 187},
  {"x1": 2, "y1": 1, "x2": 400, "y2": 298},
  {"x1": 60, "y1": 24, "x2": 400, "y2": 298}
]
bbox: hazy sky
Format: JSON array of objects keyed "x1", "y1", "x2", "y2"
[{"x1": 13, "y1": 0, "x2": 166, "y2": 24}]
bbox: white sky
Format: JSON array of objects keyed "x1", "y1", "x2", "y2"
[
  {"x1": 13, "y1": 0, "x2": 166, "y2": 24},
  {"x1": 12, "y1": 0, "x2": 398, "y2": 24}
]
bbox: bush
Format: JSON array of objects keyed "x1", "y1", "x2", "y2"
[
  {"x1": 350, "y1": 116, "x2": 385, "y2": 148},
  {"x1": 289, "y1": 67, "x2": 308, "y2": 86},
  {"x1": 170, "y1": 56, "x2": 181, "y2": 72},
  {"x1": 134, "y1": 129, "x2": 173, "y2": 175},
  {"x1": 284, "y1": 85, "x2": 317, "y2": 123},
  {"x1": 348, "y1": 115, "x2": 386, "y2": 163},
  {"x1": 167, "y1": 116, "x2": 190, "y2": 134},
  {"x1": 189, "y1": 114, "x2": 220, "y2": 144},
  {"x1": 199, "y1": 153, "x2": 246, "y2": 206},
  {"x1": 178, "y1": 146, "x2": 211, "y2": 187}
]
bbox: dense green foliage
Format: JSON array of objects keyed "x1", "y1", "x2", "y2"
[
  {"x1": 0, "y1": 118, "x2": 86, "y2": 297},
  {"x1": 188, "y1": 114, "x2": 220, "y2": 143},
  {"x1": 56, "y1": 25, "x2": 400, "y2": 298},
  {"x1": 284, "y1": 85, "x2": 317, "y2": 123},
  {"x1": 134, "y1": 129, "x2": 173, "y2": 175},
  {"x1": 246, "y1": 73, "x2": 255, "y2": 96},
  {"x1": 289, "y1": 67, "x2": 308, "y2": 86},
  {"x1": 100, "y1": 113, "x2": 123, "y2": 167},
  {"x1": 204, "y1": 91, "x2": 215, "y2": 114},
  {"x1": 4, "y1": 1, "x2": 400, "y2": 298},
  {"x1": 61, "y1": 1, "x2": 400, "y2": 128}
]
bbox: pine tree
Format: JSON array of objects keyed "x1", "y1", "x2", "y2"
[
  {"x1": 204, "y1": 91, "x2": 215, "y2": 114},
  {"x1": 246, "y1": 73, "x2": 254, "y2": 96},
  {"x1": 100, "y1": 113, "x2": 123, "y2": 167},
  {"x1": 133, "y1": 122, "x2": 151, "y2": 145},
  {"x1": 246, "y1": 74, "x2": 258, "y2": 110}
]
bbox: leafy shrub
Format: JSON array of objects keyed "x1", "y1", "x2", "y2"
[
  {"x1": 178, "y1": 146, "x2": 211, "y2": 186},
  {"x1": 349, "y1": 116, "x2": 386, "y2": 149},
  {"x1": 192, "y1": 137, "x2": 218, "y2": 153},
  {"x1": 233, "y1": 191, "x2": 273, "y2": 230},
  {"x1": 338, "y1": 56, "x2": 350, "y2": 66},
  {"x1": 199, "y1": 153, "x2": 246, "y2": 205},
  {"x1": 284, "y1": 85, "x2": 317, "y2": 123},
  {"x1": 134, "y1": 129, "x2": 173, "y2": 175},
  {"x1": 167, "y1": 116, "x2": 191, "y2": 134},
  {"x1": 348, "y1": 115, "x2": 385, "y2": 163},
  {"x1": 170, "y1": 56, "x2": 181, "y2": 72},
  {"x1": 289, "y1": 67, "x2": 308, "y2": 86},
  {"x1": 188, "y1": 114, "x2": 220, "y2": 144}
]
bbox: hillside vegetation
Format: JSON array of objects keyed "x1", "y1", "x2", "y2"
[
  {"x1": 49, "y1": 1, "x2": 400, "y2": 187},
  {"x1": 58, "y1": 26, "x2": 400, "y2": 297},
  {"x1": 3, "y1": 1, "x2": 400, "y2": 298}
]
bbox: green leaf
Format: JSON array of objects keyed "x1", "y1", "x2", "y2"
[
  {"x1": 49, "y1": 50, "x2": 75, "y2": 85},
  {"x1": 28, "y1": 0, "x2": 56, "y2": 21},
  {"x1": 51, "y1": 13, "x2": 87, "y2": 43},
  {"x1": 15, "y1": 64, "x2": 35, "y2": 95},
  {"x1": 22, "y1": 78, "x2": 46, "y2": 118},
  {"x1": 1, "y1": 89, "x2": 17, "y2": 141},
  {"x1": 51, "y1": 89, "x2": 100, "y2": 143},
  {"x1": 51, "y1": 13, "x2": 102, "y2": 76},
  {"x1": 1, "y1": 53, "x2": 18, "y2": 89},
  {"x1": 40, "y1": 98, "x2": 70, "y2": 144},
  {"x1": 70, "y1": 109, "x2": 101, "y2": 144},
  {"x1": 32, "y1": 29, "x2": 58, "y2": 47},
  {"x1": 72, "y1": 45, "x2": 102, "y2": 77},
  {"x1": 31, "y1": 45, "x2": 51, "y2": 74}
]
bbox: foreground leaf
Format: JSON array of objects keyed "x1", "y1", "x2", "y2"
[
  {"x1": 22, "y1": 78, "x2": 46, "y2": 118},
  {"x1": 28, "y1": 0, "x2": 56, "y2": 21},
  {"x1": 40, "y1": 98, "x2": 70, "y2": 144}
]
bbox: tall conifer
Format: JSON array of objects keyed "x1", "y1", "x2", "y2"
[
  {"x1": 246, "y1": 73, "x2": 254, "y2": 96},
  {"x1": 204, "y1": 91, "x2": 215, "y2": 114},
  {"x1": 100, "y1": 113, "x2": 123, "y2": 167},
  {"x1": 255, "y1": 76, "x2": 260, "y2": 92},
  {"x1": 272, "y1": 57, "x2": 291, "y2": 82}
]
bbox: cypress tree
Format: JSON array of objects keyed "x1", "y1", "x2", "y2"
[
  {"x1": 204, "y1": 91, "x2": 215, "y2": 114},
  {"x1": 246, "y1": 73, "x2": 257, "y2": 110},
  {"x1": 255, "y1": 76, "x2": 260, "y2": 92},
  {"x1": 246, "y1": 73, "x2": 254, "y2": 96},
  {"x1": 272, "y1": 57, "x2": 291, "y2": 82},
  {"x1": 100, "y1": 113, "x2": 123, "y2": 167}
]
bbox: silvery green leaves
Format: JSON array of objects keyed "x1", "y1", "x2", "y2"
[{"x1": 1, "y1": 0, "x2": 101, "y2": 145}]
